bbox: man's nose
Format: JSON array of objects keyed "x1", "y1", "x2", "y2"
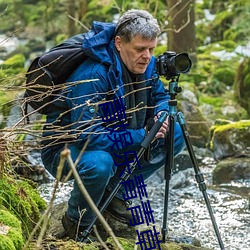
[{"x1": 142, "y1": 49, "x2": 151, "y2": 59}]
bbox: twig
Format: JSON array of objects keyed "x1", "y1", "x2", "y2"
[
  {"x1": 61, "y1": 148, "x2": 124, "y2": 250},
  {"x1": 93, "y1": 225, "x2": 109, "y2": 250}
]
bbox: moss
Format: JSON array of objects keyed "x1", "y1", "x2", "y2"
[
  {"x1": 209, "y1": 120, "x2": 250, "y2": 151},
  {"x1": 7, "y1": 228, "x2": 24, "y2": 249},
  {"x1": 213, "y1": 120, "x2": 250, "y2": 133},
  {"x1": 0, "y1": 235, "x2": 16, "y2": 250},
  {"x1": 106, "y1": 237, "x2": 134, "y2": 250},
  {"x1": 0, "y1": 209, "x2": 24, "y2": 249},
  {"x1": 0, "y1": 209, "x2": 21, "y2": 229},
  {"x1": 0, "y1": 174, "x2": 47, "y2": 239},
  {"x1": 213, "y1": 67, "x2": 235, "y2": 86},
  {"x1": 199, "y1": 95, "x2": 224, "y2": 107},
  {"x1": 1, "y1": 54, "x2": 25, "y2": 69}
]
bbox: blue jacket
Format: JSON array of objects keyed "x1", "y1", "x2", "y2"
[{"x1": 44, "y1": 21, "x2": 170, "y2": 153}]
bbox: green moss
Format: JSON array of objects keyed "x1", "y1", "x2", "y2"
[
  {"x1": 213, "y1": 67, "x2": 235, "y2": 86},
  {"x1": 209, "y1": 120, "x2": 250, "y2": 150},
  {"x1": 106, "y1": 237, "x2": 134, "y2": 250},
  {"x1": 213, "y1": 120, "x2": 250, "y2": 133},
  {"x1": 0, "y1": 209, "x2": 21, "y2": 229},
  {"x1": 0, "y1": 209, "x2": 24, "y2": 249},
  {"x1": 7, "y1": 228, "x2": 24, "y2": 249},
  {"x1": 0, "y1": 235, "x2": 16, "y2": 250},
  {"x1": 199, "y1": 95, "x2": 224, "y2": 107},
  {"x1": 1, "y1": 54, "x2": 25, "y2": 69},
  {"x1": 0, "y1": 175, "x2": 47, "y2": 239}
]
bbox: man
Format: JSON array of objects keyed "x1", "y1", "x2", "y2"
[{"x1": 41, "y1": 9, "x2": 185, "y2": 241}]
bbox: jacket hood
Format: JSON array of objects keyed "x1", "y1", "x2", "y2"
[{"x1": 82, "y1": 21, "x2": 116, "y2": 65}]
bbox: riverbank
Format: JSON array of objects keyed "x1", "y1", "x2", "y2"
[{"x1": 38, "y1": 154, "x2": 250, "y2": 250}]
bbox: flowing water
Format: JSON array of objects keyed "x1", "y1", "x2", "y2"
[{"x1": 38, "y1": 156, "x2": 250, "y2": 250}]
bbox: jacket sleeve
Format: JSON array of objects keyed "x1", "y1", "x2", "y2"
[{"x1": 65, "y1": 61, "x2": 146, "y2": 153}]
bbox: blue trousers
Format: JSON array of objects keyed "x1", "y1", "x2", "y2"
[{"x1": 41, "y1": 122, "x2": 185, "y2": 226}]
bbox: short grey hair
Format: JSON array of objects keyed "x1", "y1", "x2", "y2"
[{"x1": 115, "y1": 9, "x2": 161, "y2": 43}]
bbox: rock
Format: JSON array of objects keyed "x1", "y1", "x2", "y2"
[
  {"x1": 170, "y1": 168, "x2": 193, "y2": 189},
  {"x1": 179, "y1": 100, "x2": 211, "y2": 148},
  {"x1": 209, "y1": 120, "x2": 250, "y2": 160},
  {"x1": 213, "y1": 157, "x2": 250, "y2": 184}
]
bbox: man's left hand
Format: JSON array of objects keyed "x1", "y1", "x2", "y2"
[{"x1": 154, "y1": 111, "x2": 169, "y2": 139}]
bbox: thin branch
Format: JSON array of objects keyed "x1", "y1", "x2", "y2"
[
  {"x1": 68, "y1": 14, "x2": 90, "y2": 32},
  {"x1": 61, "y1": 148, "x2": 124, "y2": 250}
]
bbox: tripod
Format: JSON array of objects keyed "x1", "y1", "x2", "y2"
[
  {"x1": 82, "y1": 77, "x2": 225, "y2": 250},
  {"x1": 161, "y1": 77, "x2": 225, "y2": 249}
]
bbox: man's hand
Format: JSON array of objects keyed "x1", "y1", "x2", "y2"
[{"x1": 154, "y1": 111, "x2": 169, "y2": 139}]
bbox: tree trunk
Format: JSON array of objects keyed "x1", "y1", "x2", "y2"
[
  {"x1": 78, "y1": 0, "x2": 88, "y2": 20},
  {"x1": 167, "y1": 0, "x2": 196, "y2": 63},
  {"x1": 67, "y1": 0, "x2": 76, "y2": 36}
]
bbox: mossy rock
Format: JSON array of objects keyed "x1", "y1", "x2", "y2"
[
  {"x1": 209, "y1": 120, "x2": 250, "y2": 160},
  {"x1": 0, "y1": 174, "x2": 47, "y2": 239},
  {"x1": 0, "y1": 209, "x2": 24, "y2": 250}
]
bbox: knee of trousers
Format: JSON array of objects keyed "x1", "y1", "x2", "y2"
[
  {"x1": 174, "y1": 122, "x2": 186, "y2": 155},
  {"x1": 77, "y1": 150, "x2": 115, "y2": 181}
]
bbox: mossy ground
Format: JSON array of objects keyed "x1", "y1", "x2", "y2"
[
  {"x1": 27, "y1": 236, "x2": 211, "y2": 250},
  {"x1": 0, "y1": 173, "x2": 47, "y2": 249}
]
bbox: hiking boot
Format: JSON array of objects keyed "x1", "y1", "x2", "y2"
[
  {"x1": 61, "y1": 213, "x2": 97, "y2": 242},
  {"x1": 104, "y1": 196, "x2": 135, "y2": 225}
]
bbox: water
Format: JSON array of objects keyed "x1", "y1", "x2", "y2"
[{"x1": 38, "y1": 157, "x2": 250, "y2": 250}]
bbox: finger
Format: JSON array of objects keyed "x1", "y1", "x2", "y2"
[{"x1": 155, "y1": 131, "x2": 165, "y2": 139}]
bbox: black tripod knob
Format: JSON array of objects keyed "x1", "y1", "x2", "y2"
[{"x1": 174, "y1": 86, "x2": 182, "y2": 93}]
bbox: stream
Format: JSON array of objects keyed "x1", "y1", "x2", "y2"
[{"x1": 38, "y1": 155, "x2": 250, "y2": 250}]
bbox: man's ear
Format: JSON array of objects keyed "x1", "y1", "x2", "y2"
[{"x1": 115, "y1": 36, "x2": 122, "y2": 51}]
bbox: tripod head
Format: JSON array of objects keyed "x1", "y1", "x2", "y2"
[{"x1": 168, "y1": 76, "x2": 182, "y2": 100}]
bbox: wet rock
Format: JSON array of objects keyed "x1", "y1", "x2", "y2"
[{"x1": 213, "y1": 157, "x2": 250, "y2": 184}]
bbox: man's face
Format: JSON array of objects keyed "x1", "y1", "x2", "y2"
[{"x1": 115, "y1": 35, "x2": 157, "y2": 74}]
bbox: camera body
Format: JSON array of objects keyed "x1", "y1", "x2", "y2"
[{"x1": 156, "y1": 51, "x2": 192, "y2": 79}]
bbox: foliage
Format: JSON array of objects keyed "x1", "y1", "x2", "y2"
[
  {"x1": 234, "y1": 57, "x2": 250, "y2": 115},
  {"x1": 196, "y1": 0, "x2": 250, "y2": 46}
]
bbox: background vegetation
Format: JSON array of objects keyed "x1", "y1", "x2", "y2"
[
  {"x1": 0, "y1": 1, "x2": 249, "y2": 249},
  {"x1": 0, "y1": 0, "x2": 250, "y2": 123}
]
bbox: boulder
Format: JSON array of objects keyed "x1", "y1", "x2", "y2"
[
  {"x1": 179, "y1": 100, "x2": 211, "y2": 148},
  {"x1": 209, "y1": 119, "x2": 250, "y2": 160},
  {"x1": 213, "y1": 157, "x2": 250, "y2": 184}
]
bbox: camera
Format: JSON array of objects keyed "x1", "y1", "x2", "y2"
[{"x1": 156, "y1": 51, "x2": 192, "y2": 79}]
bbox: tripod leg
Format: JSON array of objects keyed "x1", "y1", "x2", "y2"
[
  {"x1": 177, "y1": 112, "x2": 225, "y2": 250},
  {"x1": 162, "y1": 114, "x2": 175, "y2": 243}
]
